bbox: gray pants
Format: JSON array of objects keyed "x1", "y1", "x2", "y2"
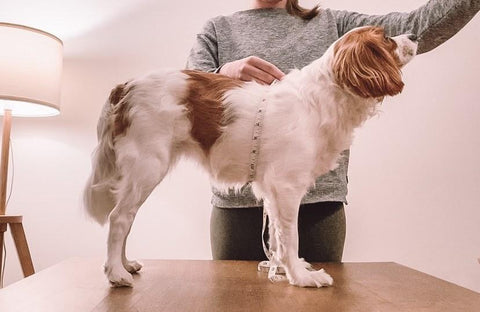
[{"x1": 210, "y1": 202, "x2": 346, "y2": 262}]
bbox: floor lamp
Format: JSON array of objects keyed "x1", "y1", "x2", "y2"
[{"x1": 0, "y1": 23, "x2": 62, "y2": 285}]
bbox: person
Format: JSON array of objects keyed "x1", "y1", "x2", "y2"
[{"x1": 186, "y1": 0, "x2": 480, "y2": 261}]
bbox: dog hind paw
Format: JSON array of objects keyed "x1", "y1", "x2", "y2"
[
  {"x1": 124, "y1": 260, "x2": 143, "y2": 273},
  {"x1": 105, "y1": 266, "x2": 134, "y2": 287}
]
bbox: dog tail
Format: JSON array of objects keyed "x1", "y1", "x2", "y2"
[{"x1": 83, "y1": 83, "x2": 129, "y2": 225}]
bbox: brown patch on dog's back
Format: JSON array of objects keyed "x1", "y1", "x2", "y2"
[
  {"x1": 182, "y1": 70, "x2": 243, "y2": 154},
  {"x1": 109, "y1": 82, "x2": 134, "y2": 138}
]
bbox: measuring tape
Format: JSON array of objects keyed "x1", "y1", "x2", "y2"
[
  {"x1": 247, "y1": 80, "x2": 286, "y2": 282},
  {"x1": 247, "y1": 79, "x2": 279, "y2": 183},
  {"x1": 257, "y1": 208, "x2": 287, "y2": 282},
  {"x1": 247, "y1": 98, "x2": 267, "y2": 183}
]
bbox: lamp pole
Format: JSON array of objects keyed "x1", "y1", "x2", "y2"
[
  {"x1": 0, "y1": 109, "x2": 12, "y2": 215},
  {"x1": 0, "y1": 109, "x2": 12, "y2": 286},
  {"x1": 0, "y1": 109, "x2": 35, "y2": 287}
]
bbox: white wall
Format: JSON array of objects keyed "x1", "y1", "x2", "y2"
[{"x1": 1, "y1": 0, "x2": 479, "y2": 292}]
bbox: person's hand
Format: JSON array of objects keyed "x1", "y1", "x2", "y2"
[{"x1": 219, "y1": 56, "x2": 285, "y2": 85}]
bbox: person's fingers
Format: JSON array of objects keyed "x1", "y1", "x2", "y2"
[
  {"x1": 247, "y1": 56, "x2": 285, "y2": 81},
  {"x1": 219, "y1": 56, "x2": 285, "y2": 84},
  {"x1": 239, "y1": 63, "x2": 276, "y2": 85}
]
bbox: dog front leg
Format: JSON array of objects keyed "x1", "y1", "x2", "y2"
[{"x1": 267, "y1": 190, "x2": 333, "y2": 288}]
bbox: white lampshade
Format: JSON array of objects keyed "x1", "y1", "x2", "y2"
[{"x1": 0, "y1": 23, "x2": 63, "y2": 117}]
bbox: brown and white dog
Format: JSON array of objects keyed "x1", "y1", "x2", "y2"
[{"x1": 84, "y1": 26, "x2": 418, "y2": 287}]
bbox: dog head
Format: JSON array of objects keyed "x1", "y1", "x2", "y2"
[{"x1": 332, "y1": 26, "x2": 418, "y2": 99}]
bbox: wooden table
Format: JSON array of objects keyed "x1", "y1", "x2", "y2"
[{"x1": 0, "y1": 258, "x2": 479, "y2": 312}]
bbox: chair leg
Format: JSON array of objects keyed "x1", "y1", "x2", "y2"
[{"x1": 9, "y1": 222, "x2": 34, "y2": 277}]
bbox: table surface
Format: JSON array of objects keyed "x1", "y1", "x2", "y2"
[{"x1": 0, "y1": 258, "x2": 479, "y2": 312}]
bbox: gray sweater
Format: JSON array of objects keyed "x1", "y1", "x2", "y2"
[{"x1": 186, "y1": 0, "x2": 479, "y2": 208}]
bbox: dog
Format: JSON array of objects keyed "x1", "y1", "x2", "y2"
[{"x1": 84, "y1": 26, "x2": 418, "y2": 287}]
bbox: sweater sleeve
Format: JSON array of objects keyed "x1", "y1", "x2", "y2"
[
  {"x1": 333, "y1": 0, "x2": 480, "y2": 54},
  {"x1": 185, "y1": 19, "x2": 220, "y2": 72}
]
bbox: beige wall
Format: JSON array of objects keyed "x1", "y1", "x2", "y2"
[{"x1": 1, "y1": 0, "x2": 479, "y2": 291}]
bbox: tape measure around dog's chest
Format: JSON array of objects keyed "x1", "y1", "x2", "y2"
[{"x1": 247, "y1": 98, "x2": 267, "y2": 183}]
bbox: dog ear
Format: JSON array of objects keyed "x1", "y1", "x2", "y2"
[{"x1": 332, "y1": 32, "x2": 404, "y2": 98}]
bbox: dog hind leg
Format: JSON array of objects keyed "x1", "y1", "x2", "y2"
[
  {"x1": 122, "y1": 237, "x2": 142, "y2": 274},
  {"x1": 104, "y1": 149, "x2": 171, "y2": 287}
]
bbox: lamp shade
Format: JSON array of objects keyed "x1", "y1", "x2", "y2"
[{"x1": 0, "y1": 23, "x2": 63, "y2": 117}]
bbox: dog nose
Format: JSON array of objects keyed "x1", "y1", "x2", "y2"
[{"x1": 408, "y1": 34, "x2": 418, "y2": 42}]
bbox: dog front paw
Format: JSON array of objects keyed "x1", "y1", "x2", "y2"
[
  {"x1": 298, "y1": 258, "x2": 313, "y2": 270},
  {"x1": 105, "y1": 265, "x2": 134, "y2": 287},
  {"x1": 289, "y1": 268, "x2": 333, "y2": 288},
  {"x1": 124, "y1": 260, "x2": 143, "y2": 273}
]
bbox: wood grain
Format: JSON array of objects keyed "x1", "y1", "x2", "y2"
[{"x1": 0, "y1": 258, "x2": 478, "y2": 312}]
